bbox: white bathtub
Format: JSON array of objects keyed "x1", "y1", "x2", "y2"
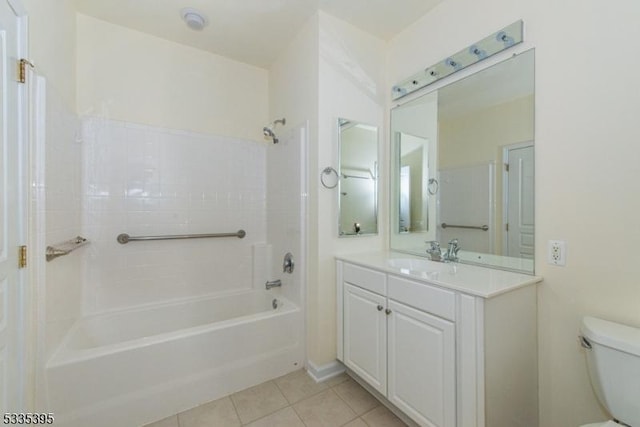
[{"x1": 46, "y1": 291, "x2": 304, "y2": 427}]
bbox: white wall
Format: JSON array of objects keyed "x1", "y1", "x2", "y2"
[
  {"x1": 388, "y1": 1, "x2": 640, "y2": 425},
  {"x1": 76, "y1": 14, "x2": 269, "y2": 142},
  {"x1": 23, "y1": 0, "x2": 76, "y2": 110},
  {"x1": 268, "y1": 14, "x2": 320, "y2": 364},
  {"x1": 315, "y1": 12, "x2": 387, "y2": 365},
  {"x1": 80, "y1": 117, "x2": 266, "y2": 313},
  {"x1": 269, "y1": 12, "x2": 387, "y2": 366}
]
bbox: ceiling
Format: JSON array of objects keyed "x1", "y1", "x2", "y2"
[{"x1": 72, "y1": 0, "x2": 443, "y2": 68}]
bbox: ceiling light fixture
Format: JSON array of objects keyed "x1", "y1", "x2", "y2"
[{"x1": 181, "y1": 8, "x2": 208, "y2": 31}]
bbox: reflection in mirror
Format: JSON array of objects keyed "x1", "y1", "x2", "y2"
[
  {"x1": 390, "y1": 92, "x2": 438, "y2": 251},
  {"x1": 338, "y1": 119, "x2": 378, "y2": 237},
  {"x1": 390, "y1": 50, "x2": 534, "y2": 273},
  {"x1": 398, "y1": 133, "x2": 429, "y2": 233}
]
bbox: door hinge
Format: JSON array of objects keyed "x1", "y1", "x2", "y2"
[
  {"x1": 505, "y1": 163, "x2": 510, "y2": 172},
  {"x1": 18, "y1": 58, "x2": 34, "y2": 84},
  {"x1": 505, "y1": 223, "x2": 509, "y2": 232},
  {"x1": 18, "y1": 245, "x2": 27, "y2": 268}
]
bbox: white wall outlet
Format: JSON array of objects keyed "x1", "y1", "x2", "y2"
[{"x1": 547, "y1": 240, "x2": 566, "y2": 266}]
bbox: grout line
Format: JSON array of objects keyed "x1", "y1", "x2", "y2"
[
  {"x1": 289, "y1": 403, "x2": 309, "y2": 427},
  {"x1": 228, "y1": 393, "x2": 243, "y2": 426}
]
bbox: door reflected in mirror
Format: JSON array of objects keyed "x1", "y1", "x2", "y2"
[
  {"x1": 398, "y1": 133, "x2": 429, "y2": 233},
  {"x1": 338, "y1": 118, "x2": 379, "y2": 237},
  {"x1": 390, "y1": 50, "x2": 534, "y2": 273}
]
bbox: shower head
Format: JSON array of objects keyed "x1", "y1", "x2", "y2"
[
  {"x1": 263, "y1": 126, "x2": 278, "y2": 144},
  {"x1": 262, "y1": 118, "x2": 286, "y2": 144}
]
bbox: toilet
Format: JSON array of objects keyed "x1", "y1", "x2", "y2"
[{"x1": 580, "y1": 316, "x2": 640, "y2": 427}]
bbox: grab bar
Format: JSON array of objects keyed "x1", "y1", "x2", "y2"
[
  {"x1": 46, "y1": 236, "x2": 90, "y2": 262},
  {"x1": 441, "y1": 223, "x2": 489, "y2": 231},
  {"x1": 117, "y1": 230, "x2": 246, "y2": 244}
]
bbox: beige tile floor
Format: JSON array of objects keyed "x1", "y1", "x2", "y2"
[{"x1": 144, "y1": 370, "x2": 407, "y2": 427}]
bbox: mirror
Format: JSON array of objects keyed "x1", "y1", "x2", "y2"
[
  {"x1": 390, "y1": 50, "x2": 534, "y2": 273},
  {"x1": 338, "y1": 118, "x2": 379, "y2": 237}
]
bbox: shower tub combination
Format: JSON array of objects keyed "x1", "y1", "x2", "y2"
[{"x1": 46, "y1": 290, "x2": 304, "y2": 427}]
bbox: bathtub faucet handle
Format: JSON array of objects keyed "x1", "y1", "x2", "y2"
[
  {"x1": 283, "y1": 253, "x2": 294, "y2": 274},
  {"x1": 265, "y1": 279, "x2": 282, "y2": 290}
]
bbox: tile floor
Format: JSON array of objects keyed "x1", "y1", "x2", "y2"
[{"x1": 144, "y1": 370, "x2": 408, "y2": 427}]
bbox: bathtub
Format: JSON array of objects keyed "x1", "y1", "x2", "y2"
[{"x1": 46, "y1": 290, "x2": 304, "y2": 427}]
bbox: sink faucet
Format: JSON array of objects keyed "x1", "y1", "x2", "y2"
[
  {"x1": 426, "y1": 239, "x2": 461, "y2": 262},
  {"x1": 444, "y1": 238, "x2": 461, "y2": 262},
  {"x1": 426, "y1": 241, "x2": 443, "y2": 262}
]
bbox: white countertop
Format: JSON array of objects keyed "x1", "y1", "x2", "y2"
[{"x1": 336, "y1": 251, "x2": 542, "y2": 298}]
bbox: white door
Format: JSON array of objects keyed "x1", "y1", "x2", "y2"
[
  {"x1": 505, "y1": 144, "x2": 534, "y2": 258},
  {"x1": 387, "y1": 300, "x2": 455, "y2": 427},
  {"x1": 343, "y1": 283, "x2": 387, "y2": 395},
  {"x1": 0, "y1": 0, "x2": 25, "y2": 413}
]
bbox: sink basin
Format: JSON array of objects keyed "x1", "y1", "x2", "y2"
[{"x1": 388, "y1": 258, "x2": 438, "y2": 271}]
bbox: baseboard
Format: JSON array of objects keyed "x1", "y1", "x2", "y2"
[{"x1": 306, "y1": 359, "x2": 345, "y2": 383}]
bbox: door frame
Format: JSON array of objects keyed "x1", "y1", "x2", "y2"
[
  {"x1": 6, "y1": 0, "x2": 29, "y2": 411},
  {"x1": 501, "y1": 141, "x2": 534, "y2": 255}
]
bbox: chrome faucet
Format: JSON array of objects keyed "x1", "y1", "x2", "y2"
[
  {"x1": 444, "y1": 238, "x2": 461, "y2": 262},
  {"x1": 265, "y1": 279, "x2": 282, "y2": 290},
  {"x1": 426, "y1": 241, "x2": 443, "y2": 262},
  {"x1": 426, "y1": 239, "x2": 461, "y2": 262}
]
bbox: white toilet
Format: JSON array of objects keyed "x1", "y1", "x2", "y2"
[{"x1": 580, "y1": 316, "x2": 640, "y2": 427}]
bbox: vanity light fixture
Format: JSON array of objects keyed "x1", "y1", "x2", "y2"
[{"x1": 392, "y1": 20, "x2": 523, "y2": 100}]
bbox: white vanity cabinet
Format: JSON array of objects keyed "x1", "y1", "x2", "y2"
[
  {"x1": 336, "y1": 254, "x2": 541, "y2": 427},
  {"x1": 343, "y1": 283, "x2": 387, "y2": 394}
]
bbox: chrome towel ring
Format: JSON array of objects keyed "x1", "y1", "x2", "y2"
[{"x1": 321, "y1": 166, "x2": 340, "y2": 189}]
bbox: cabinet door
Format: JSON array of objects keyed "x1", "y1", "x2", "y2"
[
  {"x1": 387, "y1": 300, "x2": 455, "y2": 427},
  {"x1": 343, "y1": 283, "x2": 387, "y2": 394}
]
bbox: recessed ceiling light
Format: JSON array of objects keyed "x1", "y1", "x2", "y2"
[{"x1": 180, "y1": 8, "x2": 208, "y2": 31}]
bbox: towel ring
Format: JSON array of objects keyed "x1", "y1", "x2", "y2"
[
  {"x1": 428, "y1": 178, "x2": 439, "y2": 195},
  {"x1": 320, "y1": 167, "x2": 340, "y2": 189}
]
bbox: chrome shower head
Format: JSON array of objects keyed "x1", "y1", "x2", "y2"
[
  {"x1": 263, "y1": 126, "x2": 278, "y2": 144},
  {"x1": 262, "y1": 118, "x2": 286, "y2": 144}
]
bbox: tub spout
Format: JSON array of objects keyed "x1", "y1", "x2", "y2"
[{"x1": 265, "y1": 279, "x2": 282, "y2": 290}]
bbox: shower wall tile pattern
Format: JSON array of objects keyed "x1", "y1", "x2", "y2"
[
  {"x1": 81, "y1": 117, "x2": 267, "y2": 313},
  {"x1": 40, "y1": 81, "x2": 83, "y2": 356},
  {"x1": 266, "y1": 123, "x2": 307, "y2": 307}
]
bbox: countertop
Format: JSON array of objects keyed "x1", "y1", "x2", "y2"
[{"x1": 336, "y1": 251, "x2": 542, "y2": 298}]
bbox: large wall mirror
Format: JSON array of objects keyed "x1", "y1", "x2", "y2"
[
  {"x1": 338, "y1": 118, "x2": 379, "y2": 237},
  {"x1": 390, "y1": 49, "x2": 534, "y2": 273}
]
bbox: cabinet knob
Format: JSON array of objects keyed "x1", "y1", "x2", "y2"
[
  {"x1": 377, "y1": 305, "x2": 384, "y2": 311},
  {"x1": 385, "y1": 308, "x2": 392, "y2": 315}
]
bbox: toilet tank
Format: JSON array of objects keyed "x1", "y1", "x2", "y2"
[{"x1": 581, "y1": 316, "x2": 640, "y2": 427}]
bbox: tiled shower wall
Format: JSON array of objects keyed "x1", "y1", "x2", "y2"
[
  {"x1": 38, "y1": 79, "x2": 83, "y2": 357},
  {"x1": 80, "y1": 118, "x2": 267, "y2": 314},
  {"x1": 266, "y1": 123, "x2": 307, "y2": 307}
]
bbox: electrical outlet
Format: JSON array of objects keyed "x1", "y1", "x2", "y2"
[{"x1": 547, "y1": 240, "x2": 566, "y2": 266}]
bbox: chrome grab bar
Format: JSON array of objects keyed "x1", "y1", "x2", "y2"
[
  {"x1": 441, "y1": 223, "x2": 489, "y2": 231},
  {"x1": 46, "y1": 236, "x2": 90, "y2": 262},
  {"x1": 117, "y1": 230, "x2": 246, "y2": 244}
]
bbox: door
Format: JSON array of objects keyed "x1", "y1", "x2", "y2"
[
  {"x1": 505, "y1": 144, "x2": 534, "y2": 258},
  {"x1": 387, "y1": 300, "x2": 455, "y2": 427},
  {"x1": 0, "y1": 0, "x2": 25, "y2": 412},
  {"x1": 343, "y1": 283, "x2": 387, "y2": 394}
]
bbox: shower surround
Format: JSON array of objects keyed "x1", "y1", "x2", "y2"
[
  {"x1": 39, "y1": 113, "x2": 307, "y2": 426},
  {"x1": 80, "y1": 117, "x2": 268, "y2": 312}
]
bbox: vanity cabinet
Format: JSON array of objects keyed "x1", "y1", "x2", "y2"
[
  {"x1": 343, "y1": 283, "x2": 387, "y2": 394},
  {"x1": 387, "y1": 299, "x2": 455, "y2": 427},
  {"x1": 336, "y1": 256, "x2": 541, "y2": 427},
  {"x1": 341, "y1": 263, "x2": 455, "y2": 427}
]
